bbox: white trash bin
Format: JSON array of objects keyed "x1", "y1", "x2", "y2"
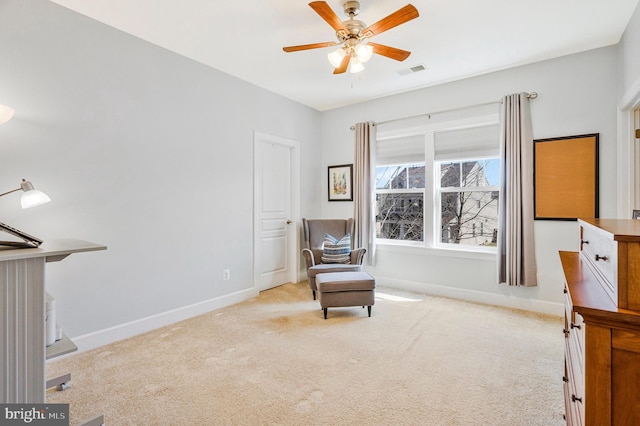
[{"x1": 45, "y1": 292, "x2": 56, "y2": 346}]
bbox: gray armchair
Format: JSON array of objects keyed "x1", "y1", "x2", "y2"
[{"x1": 302, "y1": 218, "x2": 366, "y2": 300}]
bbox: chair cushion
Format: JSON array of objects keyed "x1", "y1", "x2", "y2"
[{"x1": 321, "y1": 233, "x2": 351, "y2": 264}]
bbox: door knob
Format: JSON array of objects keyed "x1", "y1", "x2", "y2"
[{"x1": 286, "y1": 220, "x2": 292, "y2": 224}]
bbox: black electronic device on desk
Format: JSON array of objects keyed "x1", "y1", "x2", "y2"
[{"x1": 0, "y1": 221, "x2": 43, "y2": 248}]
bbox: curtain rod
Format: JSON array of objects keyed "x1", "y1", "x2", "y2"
[{"x1": 350, "y1": 92, "x2": 538, "y2": 130}]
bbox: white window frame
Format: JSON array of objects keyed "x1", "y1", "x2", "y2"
[
  {"x1": 435, "y1": 156, "x2": 500, "y2": 251},
  {"x1": 375, "y1": 114, "x2": 499, "y2": 254},
  {"x1": 375, "y1": 162, "x2": 427, "y2": 245}
]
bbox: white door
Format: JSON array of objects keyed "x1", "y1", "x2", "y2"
[{"x1": 254, "y1": 132, "x2": 299, "y2": 291}]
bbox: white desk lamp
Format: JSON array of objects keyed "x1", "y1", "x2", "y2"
[
  {"x1": 0, "y1": 179, "x2": 50, "y2": 247},
  {"x1": 0, "y1": 179, "x2": 51, "y2": 208}
]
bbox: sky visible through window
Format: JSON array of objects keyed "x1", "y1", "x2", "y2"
[
  {"x1": 376, "y1": 166, "x2": 399, "y2": 189},
  {"x1": 483, "y1": 159, "x2": 500, "y2": 186}
]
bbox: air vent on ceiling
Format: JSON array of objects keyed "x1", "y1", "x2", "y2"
[{"x1": 398, "y1": 64, "x2": 427, "y2": 76}]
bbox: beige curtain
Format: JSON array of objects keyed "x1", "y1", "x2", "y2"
[
  {"x1": 353, "y1": 122, "x2": 376, "y2": 265},
  {"x1": 497, "y1": 93, "x2": 537, "y2": 286}
]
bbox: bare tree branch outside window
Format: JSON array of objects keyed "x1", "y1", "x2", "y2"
[
  {"x1": 376, "y1": 164, "x2": 424, "y2": 241},
  {"x1": 440, "y1": 160, "x2": 499, "y2": 246}
]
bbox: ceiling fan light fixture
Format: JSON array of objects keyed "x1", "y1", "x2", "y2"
[
  {"x1": 283, "y1": 2, "x2": 420, "y2": 75},
  {"x1": 355, "y1": 43, "x2": 373, "y2": 63},
  {"x1": 328, "y1": 48, "x2": 347, "y2": 68},
  {"x1": 349, "y1": 56, "x2": 365, "y2": 73}
]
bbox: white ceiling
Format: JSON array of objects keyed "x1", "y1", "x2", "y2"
[{"x1": 49, "y1": 0, "x2": 639, "y2": 111}]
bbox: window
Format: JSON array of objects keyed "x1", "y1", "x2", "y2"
[
  {"x1": 438, "y1": 158, "x2": 499, "y2": 247},
  {"x1": 376, "y1": 164, "x2": 425, "y2": 241},
  {"x1": 375, "y1": 133, "x2": 426, "y2": 242},
  {"x1": 375, "y1": 114, "x2": 499, "y2": 251}
]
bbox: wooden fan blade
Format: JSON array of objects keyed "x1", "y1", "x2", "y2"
[
  {"x1": 333, "y1": 54, "x2": 350, "y2": 74},
  {"x1": 367, "y1": 42, "x2": 411, "y2": 61},
  {"x1": 362, "y1": 4, "x2": 419, "y2": 37},
  {"x1": 283, "y1": 41, "x2": 337, "y2": 52},
  {"x1": 309, "y1": 1, "x2": 348, "y2": 33}
]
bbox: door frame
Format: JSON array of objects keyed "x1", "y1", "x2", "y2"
[
  {"x1": 253, "y1": 131, "x2": 301, "y2": 290},
  {"x1": 618, "y1": 75, "x2": 640, "y2": 216}
]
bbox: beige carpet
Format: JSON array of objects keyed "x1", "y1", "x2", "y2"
[{"x1": 46, "y1": 282, "x2": 565, "y2": 425}]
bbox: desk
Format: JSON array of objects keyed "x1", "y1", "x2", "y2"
[{"x1": 0, "y1": 239, "x2": 106, "y2": 403}]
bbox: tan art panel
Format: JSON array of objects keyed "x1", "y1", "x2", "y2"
[{"x1": 534, "y1": 134, "x2": 598, "y2": 220}]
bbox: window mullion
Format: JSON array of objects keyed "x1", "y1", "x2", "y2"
[
  {"x1": 377, "y1": 188, "x2": 424, "y2": 195},
  {"x1": 440, "y1": 186, "x2": 499, "y2": 193},
  {"x1": 424, "y1": 130, "x2": 435, "y2": 247}
]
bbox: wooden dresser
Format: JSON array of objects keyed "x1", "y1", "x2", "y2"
[{"x1": 560, "y1": 218, "x2": 640, "y2": 425}]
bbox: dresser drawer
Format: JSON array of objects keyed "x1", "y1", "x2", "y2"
[
  {"x1": 564, "y1": 378, "x2": 582, "y2": 426},
  {"x1": 564, "y1": 286, "x2": 573, "y2": 319},
  {"x1": 572, "y1": 312, "x2": 585, "y2": 364},
  {"x1": 564, "y1": 336, "x2": 585, "y2": 425},
  {"x1": 565, "y1": 285, "x2": 585, "y2": 365},
  {"x1": 567, "y1": 319, "x2": 584, "y2": 381},
  {"x1": 564, "y1": 279, "x2": 585, "y2": 424},
  {"x1": 564, "y1": 382, "x2": 584, "y2": 425},
  {"x1": 580, "y1": 223, "x2": 617, "y2": 304}
]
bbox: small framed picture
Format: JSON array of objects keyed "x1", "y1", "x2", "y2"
[
  {"x1": 328, "y1": 164, "x2": 353, "y2": 201},
  {"x1": 633, "y1": 210, "x2": 640, "y2": 220}
]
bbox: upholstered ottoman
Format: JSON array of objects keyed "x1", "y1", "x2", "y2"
[
  {"x1": 307, "y1": 263, "x2": 363, "y2": 300},
  {"x1": 315, "y1": 271, "x2": 375, "y2": 319}
]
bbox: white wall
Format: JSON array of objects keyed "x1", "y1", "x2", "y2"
[
  {"x1": 0, "y1": 0, "x2": 321, "y2": 346},
  {"x1": 619, "y1": 2, "x2": 640, "y2": 100},
  {"x1": 318, "y1": 46, "x2": 620, "y2": 314}
]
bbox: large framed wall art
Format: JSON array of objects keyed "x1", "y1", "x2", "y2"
[{"x1": 534, "y1": 133, "x2": 599, "y2": 220}]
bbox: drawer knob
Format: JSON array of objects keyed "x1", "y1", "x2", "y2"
[
  {"x1": 570, "y1": 323, "x2": 581, "y2": 330},
  {"x1": 595, "y1": 254, "x2": 609, "y2": 262},
  {"x1": 563, "y1": 328, "x2": 570, "y2": 337},
  {"x1": 572, "y1": 395, "x2": 583, "y2": 404},
  {"x1": 563, "y1": 376, "x2": 569, "y2": 383},
  {"x1": 581, "y1": 240, "x2": 589, "y2": 245}
]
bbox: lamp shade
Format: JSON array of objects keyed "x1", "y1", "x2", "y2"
[
  {"x1": 19, "y1": 180, "x2": 51, "y2": 209},
  {"x1": 327, "y1": 48, "x2": 347, "y2": 68},
  {"x1": 355, "y1": 44, "x2": 373, "y2": 63},
  {"x1": 21, "y1": 189, "x2": 51, "y2": 209},
  {"x1": 0, "y1": 104, "x2": 15, "y2": 124},
  {"x1": 349, "y1": 57, "x2": 364, "y2": 73}
]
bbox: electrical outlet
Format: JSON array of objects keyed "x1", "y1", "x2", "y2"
[{"x1": 223, "y1": 269, "x2": 230, "y2": 280}]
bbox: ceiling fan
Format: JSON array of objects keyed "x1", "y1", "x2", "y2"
[{"x1": 283, "y1": 1, "x2": 419, "y2": 74}]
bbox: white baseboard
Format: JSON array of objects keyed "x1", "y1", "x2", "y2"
[
  {"x1": 70, "y1": 288, "x2": 258, "y2": 354},
  {"x1": 377, "y1": 276, "x2": 563, "y2": 317}
]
